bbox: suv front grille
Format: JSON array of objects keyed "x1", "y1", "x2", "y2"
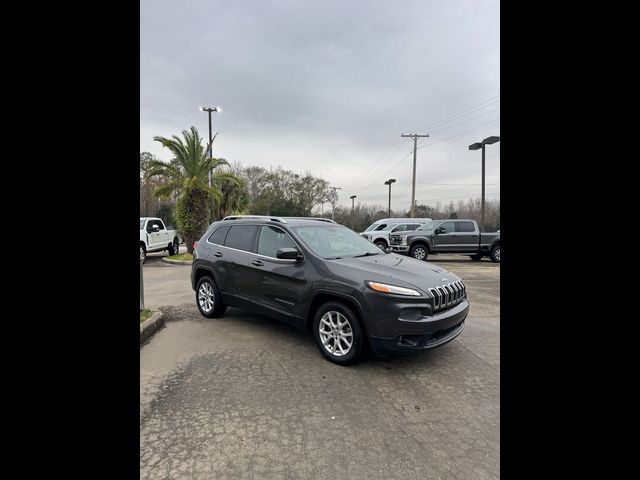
[{"x1": 428, "y1": 280, "x2": 466, "y2": 312}]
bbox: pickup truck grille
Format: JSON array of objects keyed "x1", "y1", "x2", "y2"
[
  {"x1": 389, "y1": 235, "x2": 402, "y2": 244},
  {"x1": 428, "y1": 280, "x2": 466, "y2": 312}
]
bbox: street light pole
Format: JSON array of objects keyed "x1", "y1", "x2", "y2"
[
  {"x1": 350, "y1": 195, "x2": 357, "y2": 229},
  {"x1": 469, "y1": 136, "x2": 500, "y2": 231},
  {"x1": 384, "y1": 179, "x2": 396, "y2": 218},
  {"x1": 200, "y1": 106, "x2": 221, "y2": 221}
]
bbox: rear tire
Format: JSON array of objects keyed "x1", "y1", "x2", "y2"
[
  {"x1": 140, "y1": 244, "x2": 146, "y2": 263},
  {"x1": 469, "y1": 253, "x2": 482, "y2": 261},
  {"x1": 490, "y1": 245, "x2": 500, "y2": 263},
  {"x1": 196, "y1": 276, "x2": 227, "y2": 318},
  {"x1": 313, "y1": 302, "x2": 364, "y2": 365},
  {"x1": 409, "y1": 243, "x2": 429, "y2": 261},
  {"x1": 169, "y1": 238, "x2": 179, "y2": 256}
]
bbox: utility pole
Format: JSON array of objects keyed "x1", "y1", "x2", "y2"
[
  {"x1": 328, "y1": 186, "x2": 341, "y2": 221},
  {"x1": 350, "y1": 195, "x2": 357, "y2": 229},
  {"x1": 201, "y1": 106, "x2": 221, "y2": 222},
  {"x1": 401, "y1": 133, "x2": 429, "y2": 218}
]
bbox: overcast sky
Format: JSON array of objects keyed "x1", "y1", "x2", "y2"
[{"x1": 141, "y1": 0, "x2": 500, "y2": 209}]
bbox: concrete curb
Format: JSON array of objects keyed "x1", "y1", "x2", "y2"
[
  {"x1": 140, "y1": 310, "x2": 165, "y2": 344},
  {"x1": 161, "y1": 257, "x2": 193, "y2": 265}
]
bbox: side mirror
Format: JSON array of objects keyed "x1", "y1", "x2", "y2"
[
  {"x1": 435, "y1": 227, "x2": 445, "y2": 234},
  {"x1": 276, "y1": 247, "x2": 303, "y2": 261}
]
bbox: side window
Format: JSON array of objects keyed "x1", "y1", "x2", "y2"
[
  {"x1": 224, "y1": 225, "x2": 258, "y2": 252},
  {"x1": 393, "y1": 224, "x2": 407, "y2": 232},
  {"x1": 439, "y1": 222, "x2": 455, "y2": 233},
  {"x1": 147, "y1": 220, "x2": 162, "y2": 231},
  {"x1": 208, "y1": 225, "x2": 230, "y2": 245},
  {"x1": 456, "y1": 221, "x2": 475, "y2": 233},
  {"x1": 257, "y1": 226, "x2": 297, "y2": 258},
  {"x1": 406, "y1": 224, "x2": 421, "y2": 231},
  {"x1": 374, "y1": 223, "x2": 388, "y2": 231},
  {"x1": 156, "y1": 219, "x2": 165, "y2": 230}
]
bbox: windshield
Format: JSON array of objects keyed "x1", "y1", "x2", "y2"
[
  {"x1": 417, "y1": 221, "x2": 439, "y2": 231},
  {"x1": 292, "y1": 225, "x2": 383, "y2": 259},
  {"x1": 140, "y1": 219, "x2": 145, "y2": 230}
]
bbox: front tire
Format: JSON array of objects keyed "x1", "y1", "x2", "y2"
[
  {"x1": 313, "y1": 302, "x2": 364, "y2": 365},
  {"x1": 374, "y1": 241, "x2": 387, "y2": 251},
  {"x1": 196, "y1": 276, "x2": 227, "y2": 318},
  {"x1": 140, "y1": 244, "x2": 146, "y2": 263},
  {"x1": 409, "y1": 243, "x2": 429, "y2": 261},
  {"x1": 490, "y1": 245, "x2": 500, "y2": 263},
  {"x1": 169, "y1": 238, "x2": 179, "y2": 256}
]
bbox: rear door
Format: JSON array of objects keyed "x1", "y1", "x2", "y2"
[
  {"x1": 221, "y1": 224, "x2": 259, "y2": 307},
  {"x1": 454, "y1": 221, "x2": 480, "y2": 252}
]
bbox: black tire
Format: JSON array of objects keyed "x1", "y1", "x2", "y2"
[
  {"x1": 313, "y1": 302, "x2": 364, "y2": 365},
  {"x1": 409, "y1": 243, "x2": 429, "y2": 261},
  {"x1": 374, "y1": 241, "x2": 387, "y2": 251},
  {"x1": 169, "y1": 238, "x2": 179, "y2": 256},
  {"x1": 490, "y1": 245, "x2": 500, "y2": 263},
  {"x1": 469, "y1": 253, "x2": 483, "y2": 261},
  {"x1": 140, "y1": 244, "x2": 146, "y2": 264},
  {"x1": 195, "y1": 275, "x2": 227, "y2": 318}
]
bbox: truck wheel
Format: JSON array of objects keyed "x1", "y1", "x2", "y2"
[
  {"x1": 169, "y1": 238, "x2": 179, "y2": 256},
  {"x1": 469, "y1": 253, "x2": 483, "y2": 261},
  {"x1": 140, "y1": 244, "x2": 146, "y2": 263},
  {"x1": 313, "y1": 302, "x2": 364, "y2": 365},
  {"x1": 490, "y1": 245, "x2": 500, "y2": 263},
  {"x1": 374, "y1": 240, "x2": 387, "y2": 251},
  {"x1": 196, "y1": 276, "x2": 227, "y2": 318},
  {"x1": 409, "y1": 243, "x2": 429, "y2": 261}
]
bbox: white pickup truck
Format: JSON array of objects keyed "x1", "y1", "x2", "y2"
[{"x1": 140, "y1": 217, "x2": 181, "y2": 262}]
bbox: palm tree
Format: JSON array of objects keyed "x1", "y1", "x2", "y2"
[
  {"x1": 145, "y1": 126, "x2": 241, "y2": 253},
  {"x1": 213, "y1": 168, "x2": 250, "y2": 219}
]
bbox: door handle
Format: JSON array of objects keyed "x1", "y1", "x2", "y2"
[
  {"x1": 213, "y1": 252, "x2": 223, "y2": 257},
  {"x1": 251, "y1": 260, "x2": 264, "y2": 267}
]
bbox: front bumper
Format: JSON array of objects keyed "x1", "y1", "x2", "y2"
[
  {"x1": 367, "y1": 300, "x2": 469, "y2": 355},
  {"x1": 390, "y1": 245, "x2": 409, "y2": 253}
]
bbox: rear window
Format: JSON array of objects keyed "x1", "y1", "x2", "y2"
[
  {"x1": 208, "y1": 225, "x2": 230, "y2": 245},
  {"x1": 224, "y1": 225, "x2": 258, "y2": 252},
  {"x1": 456, "y1": 222, "x2": 475, "y2": 232}
]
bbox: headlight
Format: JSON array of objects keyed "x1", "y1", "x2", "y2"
[
  {"x1": 367, "y1": 281, "x2": 421, "y2": 296},
  {"x1": 401, "y1": 235, "x2": 408, "y2": 245}
]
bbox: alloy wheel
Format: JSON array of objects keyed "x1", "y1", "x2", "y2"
[{"x1": 318, "y1": 311, "x2": 353, "y2": 357}]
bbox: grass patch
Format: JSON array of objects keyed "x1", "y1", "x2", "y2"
[
  {"x1": 166, "y1": 253, "x2": 193, "y2": 262},
  {"x1": 140, "y1": 309, "x2": 153, "y2": 323}
]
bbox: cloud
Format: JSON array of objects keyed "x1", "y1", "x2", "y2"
[{"x1": 141, "y1": 0, "x2": 500, "y2": 207}]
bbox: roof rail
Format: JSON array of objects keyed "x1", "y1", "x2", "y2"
[
  {"x1": 221, "y1": 215, "x2": 287, "y2": 224},
  {"x1": 287, "y1": 217, "x2": 336, "y2": 223}
]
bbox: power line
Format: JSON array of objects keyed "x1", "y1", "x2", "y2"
[{"x1": 410, "y1": 95, "x2": 500, "y2": 133}]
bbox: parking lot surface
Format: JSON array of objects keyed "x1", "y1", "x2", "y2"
[{"x1": 140, "y1": 254, "x2": 499, "y2": 479}]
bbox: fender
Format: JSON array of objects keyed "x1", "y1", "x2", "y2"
[
  {"x1": 191, "y1": 262, "x2": 220, "y2": 291},
  {"x1": 304, "y1": 288, "x2": 368, "y2": 327},
  {"x1": 491, "y1": 237, "x2": 500, "y2": 248},
  {"x1": 409, "y1": 236, "x2": 432, "y2": 250}
]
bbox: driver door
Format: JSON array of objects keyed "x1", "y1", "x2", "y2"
[
  {"x1": 146, "y1": 219, "x2": 163, "y2": 248},
  {"x1": 432, "y1": 221, "x2": 458, "y2": 251}
]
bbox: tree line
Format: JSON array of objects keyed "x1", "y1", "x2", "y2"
[{"x1": 140, "y1": 126, "x2": 500, "y2": 252}]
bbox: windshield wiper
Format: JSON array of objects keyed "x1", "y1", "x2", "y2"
[
  {"x1": 352, "y1": 252, "x2": 381, "y2": 258},
  {"x1": 325, "y1": 256, "x2": 343, "y2": 260}
]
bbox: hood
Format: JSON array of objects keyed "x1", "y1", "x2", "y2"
[{"x1": 328, "y1": 253, "x2": 459, "y2": 293}]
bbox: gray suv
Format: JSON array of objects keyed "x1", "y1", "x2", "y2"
[{"x1": 191, "y1": 216, "x2": 469, "y2": 365}]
